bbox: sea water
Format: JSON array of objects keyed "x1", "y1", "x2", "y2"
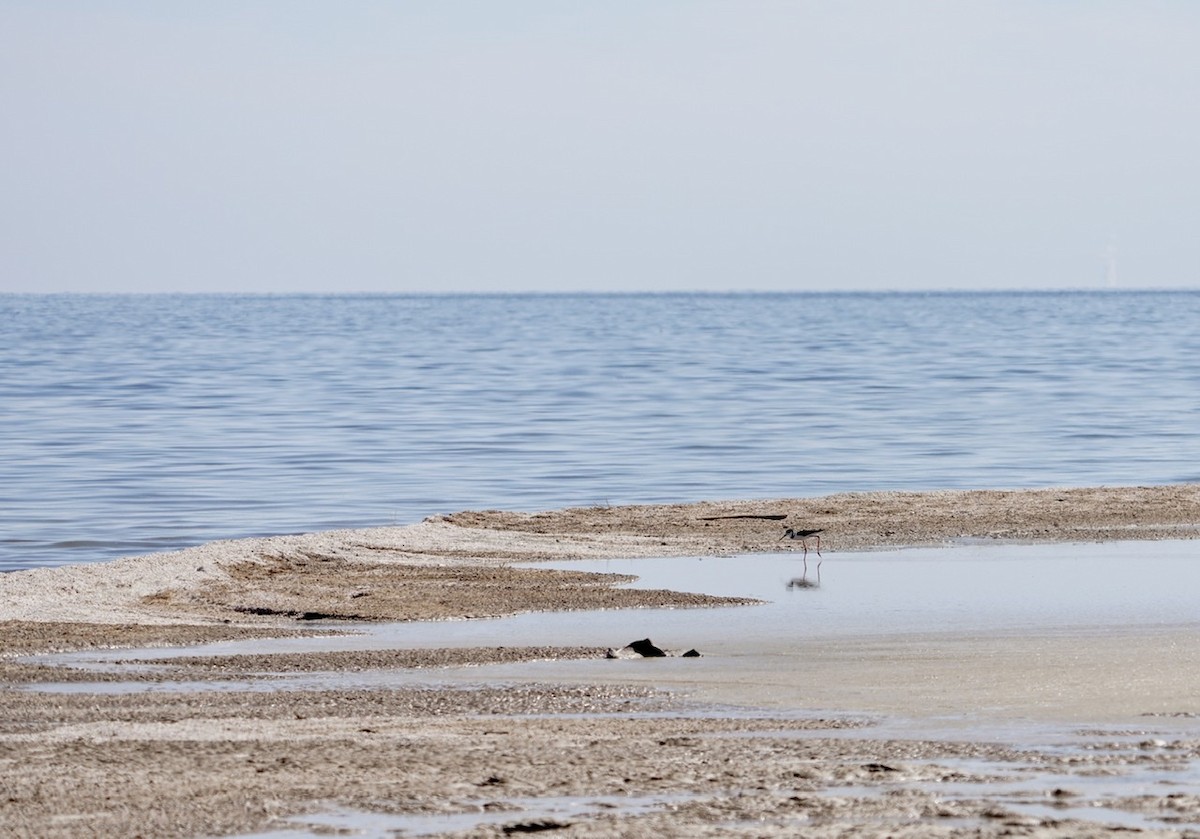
[{"x1": 2, "y1": 290, "x2": 1199, "y2": 571}]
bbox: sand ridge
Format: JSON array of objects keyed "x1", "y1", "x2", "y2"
[
  {"x1": 3, "y1": 483, "x2": 1197, "y2": 630},
  {"x1": 4, "y1": 484, "x2": 1200, "y2": 838}
]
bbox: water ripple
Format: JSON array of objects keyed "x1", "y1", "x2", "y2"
[{"x1": 2, "y1": 291, "x2": 1199, "y2": 569}]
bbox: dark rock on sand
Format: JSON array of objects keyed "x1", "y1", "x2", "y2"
[{"x1": 606, "y1": 638, "x2": 702, "y2": 659}]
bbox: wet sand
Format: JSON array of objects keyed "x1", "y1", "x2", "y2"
[{"x1": 3, "y1": 484, "x2": 1200, "y2": 837}]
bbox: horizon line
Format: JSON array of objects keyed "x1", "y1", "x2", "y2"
[{"x1": 3, "y1": 286, "x2": 1198, "y2": 297}]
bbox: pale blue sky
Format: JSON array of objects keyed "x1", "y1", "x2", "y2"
[{"x1": 2, "y1": 2, "x2": 1198, "y2": 293}]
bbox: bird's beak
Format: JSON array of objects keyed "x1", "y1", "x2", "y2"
[{"x1": 777, "y1": 533, "x2": 787, "y2": 540}]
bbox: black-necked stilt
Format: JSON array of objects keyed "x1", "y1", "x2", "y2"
[
  {"x1": 780, "y1": 527, "x2": 823, "y2": 581},
  {"x1": 778, "y1": 527, "x2": 822, "y2": 556}
]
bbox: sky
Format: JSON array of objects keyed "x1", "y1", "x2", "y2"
[{"x1": 2, "y1": 2, "x2": 1199, "y2": 294}]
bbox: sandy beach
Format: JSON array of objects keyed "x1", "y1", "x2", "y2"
[{"x1": 4, "y1": 484, "x2": 1200, "y2": 837}]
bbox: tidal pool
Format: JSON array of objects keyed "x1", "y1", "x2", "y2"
[
  {"x1": 31, "y1": 540, "x2": 1200, "y2": 839},
  {"x1": 39, "y1": 540, "x2": 1200, "y2": 725}
]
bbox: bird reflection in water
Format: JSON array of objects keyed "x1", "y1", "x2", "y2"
[
  {"x1": 786, "y1": 573, "x2": 819, "y2": 590},
  {"x1": 780, "y1": 527, "x2": 824, "y2": 590}
]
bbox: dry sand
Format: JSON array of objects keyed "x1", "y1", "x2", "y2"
[{"x1": 3, "y1": 484, "x2": 1200, "y2": 838}]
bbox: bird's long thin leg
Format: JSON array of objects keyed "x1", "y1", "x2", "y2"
[{"x1": 813, "y1": 534, "x2": 822, "y2": 557}]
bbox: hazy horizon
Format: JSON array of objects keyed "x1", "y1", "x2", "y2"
[
  {"x1": 4, "y1": 3, "x2": 1198, "y2": 294},
  {"x1": 7, "y1": 286, "x2": 1195, "y2": 298}
]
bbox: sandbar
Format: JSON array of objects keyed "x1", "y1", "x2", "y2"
[{"x1": 3, "y1": 484, "x2": 1200, "y2": 837}]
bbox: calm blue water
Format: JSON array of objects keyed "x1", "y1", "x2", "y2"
[{"x1": 2, "y1": 291, "x2": 1198, "y2": 571}]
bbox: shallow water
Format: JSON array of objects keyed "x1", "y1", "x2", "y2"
[
  {"x1": 234, "y1": 762, "x2": 1200, "y2": 839},
  {"x1": 31, "y1": 539, "x2": 1200, "y2": 837},
  {"x1": 236, "y1": 793, "x2": 696, "y2": 839},
  {"x1": 44, "y1": 540, "x2": 1200, "y2": 707},
  {"x1": 519, "y1": 539, "x2": 1200, "y2": 644},
  {"x1": 231, "y1": 736, "x2": 1200, "y2": 837},
  {"x1": 157, "y1": 539, "x2": 1200, "y2": 655}
]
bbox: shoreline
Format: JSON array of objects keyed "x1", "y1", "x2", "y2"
[
  {"x1": 4, "y1": 484, "x2": 1198, "y2": 632},
  {"x1": 4, "y1": 484, "x2": 1200, "y2": 838}
]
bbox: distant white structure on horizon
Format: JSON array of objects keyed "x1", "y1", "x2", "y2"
[{"x1": 1102, "y1": 244, "x2": 1118, "y2": 288}]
